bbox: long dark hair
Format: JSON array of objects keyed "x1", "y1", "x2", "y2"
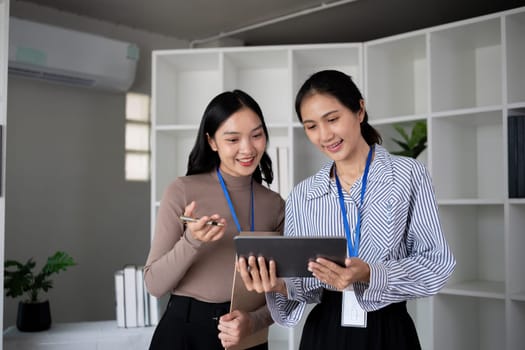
[
  {"x1": 186, "y1": 89, "x2": 274, "y2": 185},
  {"x1": 295, "y1": 70, "x2": 382, "y2": 145}
]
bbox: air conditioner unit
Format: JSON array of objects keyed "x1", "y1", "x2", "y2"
[{"x1": 8, "y1": 17, "x2": 139, "y2": 92}]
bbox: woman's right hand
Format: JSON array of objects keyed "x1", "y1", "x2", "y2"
[
  {"x1": 237, "y1": 255, "x2": 287, "y2": 295},
  {"x1": 183, "y1": 201, "x2": 226, "y2": 242}
]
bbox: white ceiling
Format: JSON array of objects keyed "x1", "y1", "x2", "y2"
[{"x1": 14, "y1": 0, "x2": 525, "y2": 45}]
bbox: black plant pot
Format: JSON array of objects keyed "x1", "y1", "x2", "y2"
[{"x1": 16, "y1": 300, "x2": 52, "y2": 332}]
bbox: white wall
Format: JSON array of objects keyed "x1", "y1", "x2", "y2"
[{"x1": 3, "y1": 2, "x2": 188, "y2": 328}]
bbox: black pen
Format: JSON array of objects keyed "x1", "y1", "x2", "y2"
[{"x1": 179, "y1": 215, "x2": 225, "y2": 227}]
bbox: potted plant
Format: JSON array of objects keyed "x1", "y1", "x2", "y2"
[
  {"x1": 390, "y1": 120, "x2": 427, "y2": 159},
  {"x1": 4, "y1": 251, "x2": 76, "y2": 332}
]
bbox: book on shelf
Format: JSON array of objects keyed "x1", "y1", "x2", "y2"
[
  {"x1": 123, "y1": 265, "x2": 138, "y2": 327},
  {"x1": 148, "y1": 293, "x2": 159, "y2": 326},
  {"x1": 114, "y1": 270, "x2": 126, "y2": 328},
  {"x1": 516, "y1": 115, "x2": 525, "y2": 198},
  {"x1": 508, "y1": 115, "x2": 518, "y2": 198},
  {"x1": 136, "y1": 266, "x2": 145, "y2": 327},
  {"x1": 142, "y1": 270, "x2": 150, "y2": 327},
  {"x1": 115, "y1": 265, "x2": 154, "y2": 328},
  {"x1": 508, "y1": 115, "x2": 525, "y2": 198}
]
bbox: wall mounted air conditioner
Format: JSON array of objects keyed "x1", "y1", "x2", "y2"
[{"x1": 8, "y1": 17, "x2": 139, "y2": 92}]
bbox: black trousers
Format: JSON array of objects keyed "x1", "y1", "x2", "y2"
[
  {"x1": 299, "y1": 290, "x2": 421, "y2": 350},
  {"x1": 149, "y1": 294, "x2": 268, "y2": 350}
]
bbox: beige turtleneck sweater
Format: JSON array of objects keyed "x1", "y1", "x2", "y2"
[{"x1": 144, "y1": 170, "x2": 285, "y2": 303}]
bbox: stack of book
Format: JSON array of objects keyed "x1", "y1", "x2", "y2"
[
  {"x1": 114, "y1": 265, "x2": 159, "y2": 328},
  {"x1": 508, "y1": 115, "x2": 525, "y2": 198}
]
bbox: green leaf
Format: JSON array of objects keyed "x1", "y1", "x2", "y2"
[
  {"x1": 390, "y1": 121, "x2": 427, "y2": 159},
  {"x1": 393, "y1": 125, "x2": 410, "y2": 142},
  {"x1": 392, "y1": 139, "x2": 410, "y2": 151},
  {"x1": 40, "y1": 280, "x2": 53, "y2": 292},
  {"x1": 41, "y1": 251, "x2": 76, "y2": 276},
  {"x1": 4, "y1": 259, "x2": 35, "y2": 298},
  {"x1": 4, "y1": 251, "x2": 76, "y2": 303}
]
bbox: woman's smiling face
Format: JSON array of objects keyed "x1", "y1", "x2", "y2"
[
  {"x1": 207, "y1": 107, "x2": 267, "y2": 177},
  {"x1": 300, "y1": 93, "x2": 365, "y2": 163}
]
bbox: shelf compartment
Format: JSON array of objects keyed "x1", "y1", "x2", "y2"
[
  {"x1": 154, "y1": 129, "x2": 198, "y2": 201},
  {"x1": 153, "y1": 52, "x2": 221, "y2": 126},
  {"x1": 292, "y1": 126, "x2": 330, "y2": 185},
  {"x1": 439, "y1": 205, "x2": 505, "y2": 295},
  {"x1": 291, "y1": 45, "x2": 362, "y2": 99},
  {"x1": 506, "y1": 11, "x2": 525, "y2": 104},
  {"x1": 372, "y1": 118, "x2": 428, "y2": 166},
  {"x1": 365, "y1": 34, "x2": 427, "y2": 120},
  {"x1": 431, "y1": 110, "x2": 504, "y2": 200},
  {"x1": 443, "y1": 281, "x2": 505, "y2": 299},
  {"x1": 434, "y1": 294, "x2": 505, "y2": 350},
  {"x1": 430, "y1": 18, "x2": 502, "y2": 112},
  {"x1": 508, "y1": 204, "x2": 525, "y2": 296},
  {"x1": 508, "y1": 299, "x2": 525, "y2": 350},
  {"x1": 223, "y1": 49, "x2": 290, "y2": 125}
]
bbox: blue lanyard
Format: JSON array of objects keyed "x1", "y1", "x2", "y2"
[
  {"x1": 334, "y1": 145, "x2": 374, "y2": 257},
  {"x1": 216, "y1": 168, "x2": 254, "y2": 232}
]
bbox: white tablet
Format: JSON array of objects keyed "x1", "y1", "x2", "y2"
[{"x1": 234, "y1": 236, "x2": 347, "y2": 277}]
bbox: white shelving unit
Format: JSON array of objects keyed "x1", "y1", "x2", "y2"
[
  {"x1": 151, "y1": 43, "x2": 362, "y2": 350},
  {"x1": 365, "y1": 7, "x2": 525, "y2": 350},
  {"x1": 151, "y1": 42, "x2": 362, "y2": 208},
  {"x1": 151, "y1": 6, "x2": 525, "y2": 350}
]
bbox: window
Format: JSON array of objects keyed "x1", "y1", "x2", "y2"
[{"x1": 125, "y1": 93, "x2": 150, "y2": 181}]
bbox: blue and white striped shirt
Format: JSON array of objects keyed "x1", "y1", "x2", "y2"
[{"x1": 266, "y1": 144, "x2": 456, "y2": 327}]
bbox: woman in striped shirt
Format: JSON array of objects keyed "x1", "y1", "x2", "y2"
[{"x1": 238, "y1": 70, "x2": 455, "y2": 349}]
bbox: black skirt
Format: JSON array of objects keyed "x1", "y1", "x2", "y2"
[
  {"x1": 149, "y1": 294, "x2": 268, "y2": 350},
  {"x1": 299, "y1": 290, "x2": 421, "y2": 350}
]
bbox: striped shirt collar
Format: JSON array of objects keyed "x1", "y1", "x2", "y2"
[{"x1": 306, "y1": 144, "x2": 393, "y2": 201}]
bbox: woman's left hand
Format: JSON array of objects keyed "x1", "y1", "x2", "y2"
[
  {"x1": 218, "y1": 309, "x2": 253, "y2": 348},
  {"x1": 308, "y1": 257, "x2": 370, "y2": 290}
]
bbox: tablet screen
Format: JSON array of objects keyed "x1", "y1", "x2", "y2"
[{"x1": 234, "y1": 236, "x2": 347, "y2": 277}]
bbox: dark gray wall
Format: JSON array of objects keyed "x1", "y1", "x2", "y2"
[
  {"x1": 5, "y1": 77, "x2": 151, "y2": 322},
  {"x1": 3, "y1": 2, "x2": 188, "y2": 327}
]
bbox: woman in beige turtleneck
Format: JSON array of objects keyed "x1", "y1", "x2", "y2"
[{"x1": 145, "y1": 90, "x2": 285, "y2": 350}]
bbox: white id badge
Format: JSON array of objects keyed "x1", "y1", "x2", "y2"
[{"x1": 341, "y1": 290, "x2": 367, "y2": 327}]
